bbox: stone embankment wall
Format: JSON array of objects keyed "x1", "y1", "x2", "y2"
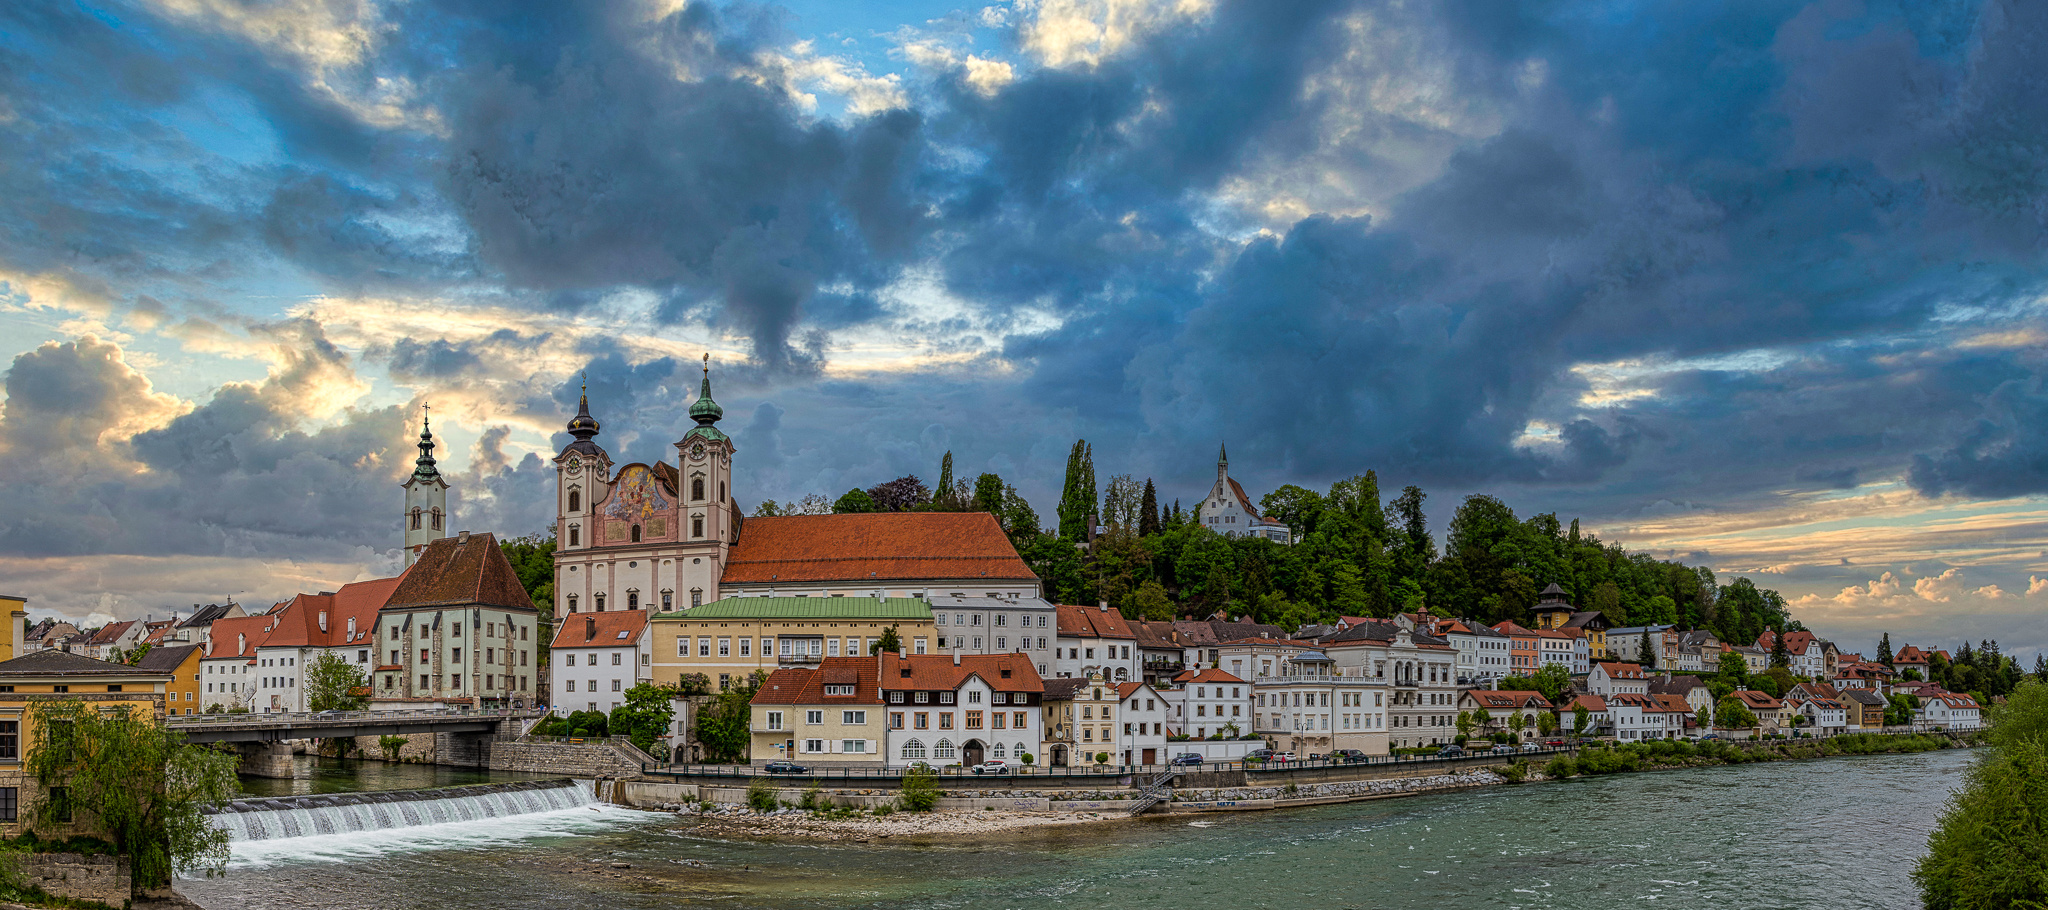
[
  {"x1": 16, "y1": 853, "x2": 130, "y2": 908},
  {"x1": 614, "y1": 773, "x2": 1504, "y2": 814},
  {"x1": 486, "y1": 737, "x2": 654, "y2": 778}
]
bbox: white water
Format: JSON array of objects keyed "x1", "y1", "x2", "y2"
[{"x1": 208, "y1": 782, "x2": 660, "y2": 869}]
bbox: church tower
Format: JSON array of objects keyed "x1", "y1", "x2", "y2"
[
  {"x1": 673, "y1": 354, "x2": 736, "y2": 607},
  {"x1": 401, "y1": 409, "x2": 449, "y2": 567}
]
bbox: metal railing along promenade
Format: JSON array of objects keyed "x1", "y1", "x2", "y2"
[{"x1": 166, "y1": 706, "x2": 546, "y2": 728}]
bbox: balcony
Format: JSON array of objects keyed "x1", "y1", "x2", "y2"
[{"x1": 777, "y1": 653, "x2": 822, "y2": 666}]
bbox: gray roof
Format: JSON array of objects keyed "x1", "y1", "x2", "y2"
[
  {"x1": 134, "y1": 643, "x2": 202, "y2": 672},
  {"x1": 179, "y1": 603, "x2": 236, "y2": 627},
  {"x1": 0, "y1": 649, "x2": 173, "y2": 678},
  {"x1": 1041, "y1": 678, "x2": 1090, "y2": 700}
]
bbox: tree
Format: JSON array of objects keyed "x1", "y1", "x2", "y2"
[
  {"x1": 1572, "y1": 703, "x2": 1591, "y2": 738},
  {"x1": 832, "y1": 488, "x2": 880, "y2": 513},
  {"x1": 1715, "y1": 696, "x2": 1758, "y2": 730},
  {"x1": 306, "y1": 652, "x2": 369, "y2": 711},
  {"x1": 1057, "y1": 440, "x2": 1096, "y2": 541},
  {"x1": 607, "y1": 684, "x2": 678, "y2": 758},
  {"x1": 1510, "y1": 712, "x2": 1528, "y2": 736},
  {"x1": 114, "y1": 643, "x2": 153, "y2": 667},
  {"x1": 1695, "y1": 705, "x2": 1712, "y2": 732},
  {"x1": 499, "y1": 534, "x2": 557, "y2": 625},
  {"x1": 795, "y1": 493, "x2": 832, "y2": 515},
  {"x1": 1259, "y1": 485, "x2": 1325, "y2": 539},
  {"x1": 1716, "y1": 650, "x2": 1749, "y2": 686},
  {"x1": 25, "y1": 700, "x2": 241, "y2": 894},
  {"x1": 1139, "y1": 479, "x2": 1161, "y2": 537},
  {"x1": 1456, "y1": 711, "x2": 1474, "y2": 738},
  {"x1": 866, "y1": 476, "x2": 932, "y2": 512},
  {"x1": 1915, "y1": 680, "x2": 2048, "y2": 909},
  {"x1": 970, "y1": 473, "x2": 1006, "y2": 517},
  {"x1": 1131, "y1": 581, "x2": 1174, "y2": 621},
  {"x1": 1770, "y1": 629, "x2": 1790, "y2": 669},
  {"x1": 1641, "y1": 628, "x2": 1656, "y2": 667},
  {"x1": 752, "y1": 500, "x2": 786, "y2": 517},
  {"x1": 694, "y1": 671, "x2": 767, "y2": 763},
  {"x1": 1878, "y1": 632, "x2": 1894, "y2": 668},
  {"x1": 933, "y1": 452, "x2": 960, "y2": 510},
  {"x1": 872, "y1": 625, "x2": 902, "y2": 655},
  {"x1": 378, "y1": 735, "x2": 409, "y2": 760},
  {"x1": 1537, "y1": 712, "x2": 1558, "y2": 736}
]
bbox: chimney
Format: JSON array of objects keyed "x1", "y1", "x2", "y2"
[
  {"x1": 457, "y1": 530, "x2": 471, "y2": 544},
  {"x1": 585, "y1": 616, "x2": 596, "y2": 640},
  {"x1": 1099, "y1": 601, "x2": 1109, "y2": 612},
  {"x1": 953, "y1": 651, "x2": 962, "y2": 666}
]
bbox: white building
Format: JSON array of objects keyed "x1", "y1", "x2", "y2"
[
  {"x1": 1054, "y1": 603, "x2": 1141, "y2": 681},
  {"x1": 1197, "y1": 445, "x2": 1292, "y2": 543},
  {"x1": 1318, "y1": 621, "x2": 1459, "y2": 750},
  {"x1": 1113, "y1": 682, "x2": 1170, "y2": 766},
  {"x1": 1587, "y1": 662, "x2": 1649, "y2": 697},
  {"x1": 234, "y1": 577, "x2": 397, "y2": 713},
  {"x1": 200, "y1": 613, "x2": 269, "y2": 712},
  {"x1": 929, "y1": 595, "x2": 1059, "y2": 676},
  {"x1": 1918, "y1": 692, "x2": 1982, "y2": 730},
  {"x1": 1606, "y1": 625, "x2": 1677, "y2": 666},
  {"x1": 880, "y1": 653, "x2": 1044, "y2": 768},
  {"x1": 550, "y1": 611, "x2": 651, "y2": 716},
  {"x1": 1160, "y1": 668, "x2": 1252, "y2": 739}
]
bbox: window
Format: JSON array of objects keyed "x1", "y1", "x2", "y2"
[
  {"x1": 1014, "y1": 712, "x2": 1028, "y2": 728},
  {"x1": 804, "y1": 739, "x2": 825, "y2": 753},
  {"x1": 692, "y1": 516, "x2": 704, "y2": 538},
  {"x1": 569, "y1": 526, "x2": 580, "y2": 546},
  {"x1": 823, "y1": 685, "x2": 855, "y2": 697},
  {"x1": 48, "y1": 787, "x2": 70, "y2": 823},
  {"x1": 914, "y1": 712, "x2": 928, "y2": 729},
  {"x1": 739, "y1": 638, "x2": 751, "y2": 657},
  {"x1": 610, "y1": 652, "x2": 622, "y2": 666},
  {"x1": 630, "y1": 525, "x2": 642, "y2": 543},
  {"x1": 566, "y1": 680, "x2": 577, "y2": 692},
  {"x1": 718, "y1": 638, "x2": 731, "y2": 657},
  {"x1": 843, "y1": 710, "x2": 867, "y2": 725},
  {"x1": 628, "y1": 591, "x2": 640, "y2": 610},
  {"x1": 992, "y1": 713, "x2": 1006, "y2": 729},
  {"x1": 391, "y1": 626, "x2": 400, "y2": 640},
  {"x1": 595, "y1": 594, "x2": 606, "y2": 612},
  {"x1": 568, "y1": 490, "x2": 580, "y2": 512},
  {"x1": 699, "y1": 638, "x2": 711, "y2": 657},
  {"x1": 107, "y1": 685, "x2": 122, "y2": 693},
  {"x1": 0, "y1": 721, "x2": 15, "y2": 761},
  {"x1": 902, "y1": 738, "x2": 925, "y2": 759},
  {"x1": 0, "y1": 788, "x2": 15, "y2": 822},
  {"x1": 933, "y1": 739, "x2": 956, "y2": 759},
  {"x1": 890, "y1": 712, "x2": 904, "y2": 729},
  {"x1": 939, "y1": 713, "x2": 954, "y2": 730},
  {"x1": 966, "y1": 711, "x2": 984, "y2": 729},
  {"x1": 806, "y1": 710, "x2": 824, "y2": 725},
  {"x1": 766, "y1": 711, "x2": 784, "y2": 731},
  {"x1": 410, "y1": 508, "x2": 422, "y2": 530},
  {"x1": 940, "y1": 692, "x2": 954, "y2": 705},
  {"x1": 915, "y1": 691, "x2": 930, "y2": 704}
]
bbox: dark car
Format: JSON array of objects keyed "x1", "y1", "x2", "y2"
[
  {"x1": 1170, "y1": 753, "x2": 1205, "y2": 766},
  {"x1": 1244, "y1": 748, "x2": 1275, "y2": 763},
  {"x1": 762, "y1": 760, "x2": 809, "y2": 775},
  {"x1": 1331, "y1": 749, "x2": 1370, "y2": 764},
  {"x1": 1436, "y1": 745, "x2": 1466, "y2": 758}
]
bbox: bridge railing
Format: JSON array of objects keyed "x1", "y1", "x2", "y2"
[{"x1": 166, "y1": 707, "x2": 546, "y2": 726}]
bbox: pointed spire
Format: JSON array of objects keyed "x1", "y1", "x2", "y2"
[
  {"x1": 411, "y1": 405, "x2": 441, "y2": 482},
  {"x1": 565, "y1": 370, "x2": 601, "y2": 447},
  {"x1": 688, "y1": 352, "x2": 723, "y2": 426},
  {"x1": 1218, "y1": 442, "x2": 1228, "y2": 465}
]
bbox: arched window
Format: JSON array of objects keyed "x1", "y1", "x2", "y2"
[
  {"x1": 432, "y1": 507, "x2": 443, "y2": 531},
  {"x1": 1016, "y1": 742, "x2": 1029, "y2": 758},
  {"x1": 568, "y1": 525, "x2": 580, "y2": 546},
  {"x1": 595, "y1": 593, "x2": 606, "y2": 612},
  {"x1": 690, "y1": 588, "x2": 703, "y2": 608},
  {"x1": 567, "y1": 594, "x2": 579, "y2": 614},
  {"x1": 692, "y1": 515, "x2": 704, "y2": 538},
  {"x1": 933, "y1": 739, "x2": 956, "y2": 760},
  {"x1": 720, "y1": 481, "x2": 726, "y2": 502},
  {"x1": 631, "y1": 524, "x2": 642, "y2": 543},
  {"x1": 627, "y1": 590, "x2": 639, "y2": 610},
  {"x1": 901, "y1": 739, "x2": 926, "y2": 759},
  {"x1": 568, "y1": 490, "x2": 580, "y2": 512},
  {"x1": 410, "y1": 508, "x2": 422, "y2": 530},
  {"x1": 992, "y1": 743, "x2": 1007, "y2": 759},
  {"x1": 661, "y1": 590, "x2": 673, "y2": 611},
  {"x1": 691, "y1": 477, "x2": 705, "y2": 501}
]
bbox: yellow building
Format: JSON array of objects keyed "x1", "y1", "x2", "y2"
[
  {"x1": 1531, "y1": 583, "x2": 1609, "y2": 659},
  {"x1": 0, "y1": 595, "x2": 25, "y2": 662},
  {"x1": 748, "y1": 656, "x2": 885, "y2": 767},
  {"x1": 649, "y1": 597, "x2": 935, "y2": 692},
  {"x1": 137, "y1": 644, "x2": 205, "y2": 716},
  {"x1": 0, "y1": 650, "x2": 174, "y2": 837}
]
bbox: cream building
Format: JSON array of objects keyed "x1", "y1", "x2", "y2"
[{"x1": 650, "y1": 597, "x2": 935, "y2": 693}]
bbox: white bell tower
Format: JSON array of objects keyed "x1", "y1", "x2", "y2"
[{"x1": 402, "y1": 406, "x2": 449, "y2": 567}]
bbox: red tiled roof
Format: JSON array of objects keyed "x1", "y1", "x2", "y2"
[
  {"x1": 550, "y1": 610, "x2": 649, "y2": 649},
  {"x1": 203, "y1": 614, "x2": 276, "y2": 660},
  {"x1": 1115, "y1": 681, "x2": 1148, "y2": 700},
  {"x1": 85, "y1": 621, "x2": 137, "y2": 646},
  {"x1": 385, "y1": 532, "x2": 535, "y2": 611},
  {"x1": 751, "y1": 656, "x2": 883, "y2": 706},
  {"x1": 1730, "y1": 690, "x2": 1783, "y2": 709},
  {"x1": 1596, "y1": 662, "x2": 1645, "y2": 680},
  {"x1": 878, "y1": 652, "x2": 1044, "y2": 694},
  {"x1": 723, "y1": 513, "x2": 1037, "y2": 585},
  {"x1": 1056, "y1": 603, "x2": 1137, "y2": 640},
  {"x1": 1562, "y1": 694, "x2": 1607, "y2": 712},
  {"x1": 1650, "y1": 693, "x2": 1693, "y2": 714},
  {"x1": 1184, "y1": 668, "x2": 1246, "y2": 684},
  {"x1": 1893, "y1": 644, "x2": 1931, "y2": 664},
  {"x1": 1467, "y1": 690, "x2": 1547, "y2": 709},
  {"x1": 263, "y1": 574, "x2": 405, "y2": 648}
]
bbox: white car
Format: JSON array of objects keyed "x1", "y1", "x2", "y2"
[{"x1": 970, "y1": 759, "x2": 1015, "y2": 775}]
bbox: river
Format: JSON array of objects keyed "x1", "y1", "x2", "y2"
[{"x1": 183, "y1": 748, "x2": 1972, "y2": 910}]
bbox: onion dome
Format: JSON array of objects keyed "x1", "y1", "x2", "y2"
[
  {"x1": 411, "y1": 410, "x2": 441, "y2": 483},
  {"x1": 688, "y1": 353, "x2": 723, "y2": 425},
  {"x1": 561, "y1": 375, "x2": 606, "y2": 458}
]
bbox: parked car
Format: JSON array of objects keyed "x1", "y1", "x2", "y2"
[
  {"x1": 1272, "y1": 751, "x2": 1298, "y2": 763},
  {"x1": 1491, "y1": 743, "x2": 1515, "y2": 755},
  {"x1": 1545, "y1": 739, "x2": 1567, "y2": 747},
  {"x1": 1520, "y1": 742, "x2": 1543, "y2": 752},
  {"x1": 1331, "y1": 749, "x2": 1370, "y2": 764},
  {"x1": 971, "y1": 759, "x2": 1014, "y2": 775},
  {"x1": 1436, "y1": 745, "x2": 1466, "y2": 758},
  {"x1": 762, "y1": 760, "x2": 809, "y2": 775},
  {"x1": 1170, "y1": 753, "x2": 1206, "y2": 766},
  {"x1": 1245, "y1": 748, "x2": 1275, "y2": 763}
]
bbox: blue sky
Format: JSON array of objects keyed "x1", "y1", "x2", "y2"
[{"x1": 1, "y1": 0, "x2": 2045, "y2": 661}]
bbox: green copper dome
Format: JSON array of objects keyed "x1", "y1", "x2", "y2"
[{"x1": 688, "y1": 355, "x2": 723, "y2": 424}]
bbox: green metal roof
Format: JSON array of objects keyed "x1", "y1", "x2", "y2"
[{"x1": 653, "y1": 596, "x2": 933, "y2": 621}]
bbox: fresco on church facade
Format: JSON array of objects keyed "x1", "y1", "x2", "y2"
[{"x1": 605, "y1": 465, "x2": 669, "y2": 522}]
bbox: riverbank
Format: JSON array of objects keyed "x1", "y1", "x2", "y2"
[{"x1": 677, "y1": 804, "x2": 1133, "y2": 841}]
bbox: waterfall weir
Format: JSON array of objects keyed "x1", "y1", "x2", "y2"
[{"x1": 208, "y1": 779, "x2": 596, "y2": 843}]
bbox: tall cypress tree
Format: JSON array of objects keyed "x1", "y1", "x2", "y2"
[
  {"x1": 934, "y1": 451, "x2": 957, "y2": 510},
  {"x1": 1139, "y1": 479, "x2": 1161, "y2": 537},
  {"x1": 1878, "y1": 632, "x2": 1894, "y2": 668},
  {"x1": 1057, "y1": 439, "x2": 1090, "y2": 540}
]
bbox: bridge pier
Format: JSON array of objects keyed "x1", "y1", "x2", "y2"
[{"x1": 236, "y1": 742, "x2": 299, "y2": 779}]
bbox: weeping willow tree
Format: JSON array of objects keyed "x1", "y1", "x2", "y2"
[
  {"x1": 25, "y1": 701, "x2": 242, "y2": 893},
  {"x1": 1914, "y1": 680, "x2": 2048, "y2": 909}
]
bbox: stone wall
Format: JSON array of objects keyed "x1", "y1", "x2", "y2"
[
  {"x1": 16, "y1": 853, "x2": 129, "y2": 908},
  {"x1": 485, "y1": 738, "x2": 651, "y2": 778}
]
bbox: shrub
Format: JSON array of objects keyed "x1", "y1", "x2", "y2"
[
  {"x1": 800, "y1": 784, "x2": 824, "y2": 812},
  {"x1": 1498, "y1": 760, "x2": 1527, "y2": 783},
  {"x1": 1544, "y1": 756, "x2": 1576, "y2": 779},
  {"x1": 1095, "y1": 752, "x2": 1110, "y2": 764},
  {"x1": 900, "y1": 765, "x2": 941, "y2": 812},
  {"x1": 1020, "y1": 752, "x2": 1034, "y2": 765},
  {"x1": 746, "y1": 777, "x2": 778, "y2": 811},
  {"x1": 1916, "y1": 741, "x2": 2048, "y2": 908}
]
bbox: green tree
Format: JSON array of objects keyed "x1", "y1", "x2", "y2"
[
  {"x1": 1715, "y1": 696, "x2": 1759, "y2": 730},
  {"x1": 872, "y1": 625, "x2": 903, "y2": 655},
  {"x1": 25, "y1": 700, "x2": 241, "y2": 894},
  {"x1": 306, "y1": 651, "x2": 370, "y2": 711},
  {"x1": 499, "y1": 534, "x2": 557, "y2": 625},
  {"x1": 1510, "y1": 712, "x2": 1528, "y2": 736},
  {"x1": 752, "y1": 500, "x2": 786, "y2": 517},
  {"x1": 1878, "y1": 632, "x2": 1894, "y2": 668},
  {"x1": 607, "y1": 684, "x2": 677, "y2": 758},
  {"x1": 1456, "y1": 710, "x2": 1474, "y2": 738},
  {"x1": 1770, "y1": 629, "x2": 1790, "y2": 669},
  {"x1": 970, "y1": 473, "x2": 1006, "y2": 517},
  {"x1": 1716, "y1": 650, "x2": 1750, "y2": 686},
  {"x1": 114, "y1": 643, "x2": 153, "y2": 667},
  {"x1": 1537, "y1": 712, "x2": 1558, "y2": 737},
  {"x1": 1259, "y1": 484, "x2": 1325, "y2": 539},
  {"x1": 1695, "y1": 705, "x2": 1712, "y2": 732},
  {"x1": 694, "y1": 671, "x2": 767, "y2": 763},
  {"x1": 832, "y1": 488, "x2": 880, "y2": 514},
  {"x1": 378, "y1": 735, "x2": 409, "y2": 760},
  {"x1": 1572, "y1": 703, "x2": 1591, "y2": 738},
  {"x1": 933, "y1": 451, "x2": 960, "y2": 510},
  {"x1": 1131, "y1": 581, "x2": 1174, "y2": 621},
  {"x1": 1057, "y1": 440, "x2": 1096, "y2": 541},
  {"x1": 899, "y1": 764, "x2": 941, "y2": 812},
  {"x1": 1915, "y1": 680, "x2": 2048, "y2": 909},
  {"x1": 1139, "y1": 479, "x2": 1162, "y2": 537}
]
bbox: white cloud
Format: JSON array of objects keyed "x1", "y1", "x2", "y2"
[
  {"x1": 1013, "y1": 0, "x2": 1215, "y2": 68},
  {"x1": 747, "y1": 40, "x2": 908, "y2": 116}
]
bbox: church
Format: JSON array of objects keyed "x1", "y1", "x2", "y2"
[
  {"x1": 1198, "y1": 444, "x2": 1294, "y2": 544},
  {"x1": 548, "y1": 358, "x2": 1046, "y2": 620}
]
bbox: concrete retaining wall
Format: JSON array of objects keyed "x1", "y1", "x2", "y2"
[
  {"x1": 18, "y1": 853, "x2": 129, "y2": 908},
  {"x1": 487, "y1": 739, "x2": 650, "y2": 778}
]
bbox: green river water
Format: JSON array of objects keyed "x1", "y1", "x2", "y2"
[{"x1": 182, "y1": 747, "x2": 1972, "y2": 910}]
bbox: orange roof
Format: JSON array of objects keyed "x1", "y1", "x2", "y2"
[
  {"x1": 551, "y1": 610, "x2": 649, "y2": 649},
  {"x1": 723, "y1": 513, "x2": 1037, "y2": 585},
  {"x1": 878, "y1": 652, "x2": 1044, "y2": 694},
  {"x1": 1492, "y1": 621, "x2": 1537, "y2": 640},
  {"x1": 1467, "y1": 690, "x2": 1547, "y2": 709},
  {"x1": 1056, "y1": 603, "x2": 1138, "y2": 640},
  {"x1": 1893, "y1": 644, "x2": 1931, "y2": 664},
  {"x1": 85, "y1": 621, "x2": 137, "y2": 646},
  {"x1": 262, "y1": 574, "x2": 405, "y2": 649},
  {"x1": 1651, "y1": 694, "x2": 1693, "y2": 714},
  {"x1": 751, "y1": 656, "x2": 883, "y2": 706},
  {"x1": 1183, "y1": 668, "x2": 1246, "y2": 685},
  {"x1": 1730, "y1": 690, "x2": 1783, "y2": 709},
  {"x1": 1114, "y1": 681, "x2": 1148, "y2": 700},
  {"x1": 1596, "y1": 662, "x2": 1645, "y2": 680},
  {"x1": 203, "y1": 614, "x2": 275, "y2": 660},
  {"x1": 1562, "y1": 694, "x2": 1607, "y2": 712}
]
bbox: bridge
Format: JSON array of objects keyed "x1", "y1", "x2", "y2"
[{"x1": 170, "y1": 708, "x2": 546, "y2": 776}]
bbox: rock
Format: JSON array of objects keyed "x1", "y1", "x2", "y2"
[{"x1": 610, "y1": 862, "x2": 631, "y2": 869}]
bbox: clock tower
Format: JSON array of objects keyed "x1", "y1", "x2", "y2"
[{"x1": 673, "y1": 354, "x2": 736, "y2": 606}]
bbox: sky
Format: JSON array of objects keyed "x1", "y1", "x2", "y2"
[{"x1": 1, "y1": 0, "x2": 2045, "y2": 663}]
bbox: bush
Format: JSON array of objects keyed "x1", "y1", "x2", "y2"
[
  {"x1": 1916, "y1": 680, "x2": 2048, "y2": 909},
  {"x1": 900, "y1": 765, "x2": 941, "y2": 813},
  {"x1": 1498, "y1": 760, "x2": 1527, "y2": 783},
  {"x1": 746, "y1": 777, "x2": 778, "y2": 811},
  {"x1": 800, "y1": 785, "x2": 824, "y2": 812},
  {"x1": 1544, "y1": 756, "x2": 1577, "y2": 779},
  {"x1": 1020, "y1": 752, "x2": 1034, "y2": 765},
  {"x1": 1095, "y1": 752, "x2": 1110, "y2": 764}
]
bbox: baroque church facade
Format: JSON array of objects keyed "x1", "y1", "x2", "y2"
[{"x1": 550, "y1": 357, "x2": 740, "y2": 618}]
